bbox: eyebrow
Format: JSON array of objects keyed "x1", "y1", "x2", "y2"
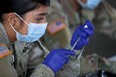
[{"x1": 36, "y1": 13, "x2": 48, "y2": 16}]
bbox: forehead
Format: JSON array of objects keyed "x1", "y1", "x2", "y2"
[
  {"x1": 36, "y1": 5, "x2": 48, "y2": 13},
  {"x1": 25, "y1": 5, "x2": 48, "y2": 16}
]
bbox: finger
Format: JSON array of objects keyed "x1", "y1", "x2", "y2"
[
  {"x1": 79, "y1": 25, "x2": 94, "y2": 37},
  {"x1": 74, "y1": 39, "x2": 84, "y2": 50},
  {"x1": 77, "y1": 29, "x2": 88, "y2": 37},
  {"x1": 60, "y1": 54, "x2": 69, "y2": 64},
  {"x1": 81, "y1": 20, "x2": 95, "y2": 30},
  {"x1": 82, "y1": 38, "x2": 89, "y2": 45},
  {"x1": 73, "y1": 26, "x2": 88, "y2": 37},
  {"x1": 61, "y1": 49, "x2": 76, "y2": 56},
  {"x1": 83, "y1": 29, "x2": 94, "y2": 36},
  {"x1": 83, "y1": 20, "x2": 95, "y2": 30}
]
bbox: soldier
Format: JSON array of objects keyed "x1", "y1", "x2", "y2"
[
  {"x1": 93, "y1": 0, "x2": 116, "y2": 39},
  {"x1": 58, "y1": 0, "x2": 116, "y2": 76},
  {"x1": 79, "y1": 54, "x2": 116, "y2": 76},
  {"x1": 42, "y1": 0, "x2": 71, "y2": 50},
  {"x1": 59, "y1": 0, "x2": 101, "y2": 29},
  {"x1": 42, "y1": 0, "x2": 101, "y2": 50},
  {"x1": 0, "y1": 0, "x2": 94, "y2": 77},
  {"x1": 41, "y1": 0, "x2": 116, "y2": 76},
  {"x1": 78, "y1": 0, "x2": 116, "y2": 76}
]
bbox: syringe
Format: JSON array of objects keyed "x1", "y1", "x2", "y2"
[
  {"x1": 70, "y1": 24, "x2": 88, "y2": 59},
  {"x1": 71, "y1": 37, "x2": 81, "y2": 51}
]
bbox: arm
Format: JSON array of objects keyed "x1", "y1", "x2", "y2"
[
  {"x1": 30, "y1": 64, "x2": 54, "y2": 77},
  {"x1": 30, "y1": 48, "x2": 75, "y2": 77},
  {"x1": 30, "y1": 20, "x2": 94, "y2": 77},
  {"x1": 25, "y1": 42, "x2": 55, "y2": 77},
  {"x1": 0, "y1": 37, "x2": 18, "y2": 77},
  {"x1": 0, "y1": 56, "x2": 18, "y2": 77},
  {"x1": 56, "y1": 20, "x2": 95, "y2": 77}
]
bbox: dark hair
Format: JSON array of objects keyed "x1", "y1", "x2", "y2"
[{"x1": 0, "y1": 0, "x2": 50, "y2": 22}]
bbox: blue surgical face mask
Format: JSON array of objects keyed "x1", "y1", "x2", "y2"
[
  {"x1": 77, "y1": 0, "x2": 101, "y2": 10},
  {"x1": 10, "y1": 13, "x2": 48, "y2": 43}
]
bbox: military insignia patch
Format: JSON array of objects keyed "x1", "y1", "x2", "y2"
[
  {"x1": 0, "y1": 44, "x2": 12, "y2": 58},
  {"x1": 47, "y1": 19, "x2": 66, "y2": 35}
]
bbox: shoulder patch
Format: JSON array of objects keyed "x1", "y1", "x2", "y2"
[
  {"x1": 47, "y1": 19, "x2": 66, "y2": 35},
  {"x1": 0, "y1": 44, "x2": 12, "y2": 59}
]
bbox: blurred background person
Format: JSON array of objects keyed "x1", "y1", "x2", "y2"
[
  {"x1": 56, "y1": 0, "x2": 116, "y2": 75},
  {"x1": 42, "y1": 0, "x2": 101, "y2": 50},
  {"x1": 77, "y1": 0, "x2": 116, "y2": 76},
  {"x1": 42, "y1": 0, "x2": 116, "y2": 76},
  {"x1": 0, "y1": 0, "x2": 95, "y2": 77},
  {"x1": 59, "y1": 0, "x2": 100, "y2": 31},
  {"x1": 41, "y1": 0, "x2": 71, "y2": 50},
  {"x1": 84, "y1": 0, "x2": 116, "y2": 58},
  {"x1": 41, "y1": 0, "x2": 116, "y2": 76}
]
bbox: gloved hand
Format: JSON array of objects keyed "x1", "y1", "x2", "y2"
[
  {"x1": 77, "y1": 0, "x2": 101, "y2": 10},
  {"x1": 43, "y1": 49, "x2": 75, "y2": 73},
  {"x1": 70, "y1": 20, "x2": 94, "y2": 50}
]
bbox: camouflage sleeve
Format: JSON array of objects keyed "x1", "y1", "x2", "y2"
[
  {"x1": 57, "y1": 54, "x2": 102, "y2": 77},
  {"x1": 56, "y1": 58, "x2": 81, "y2": 77},
  {"x1": 108, "y1": 61, "x2": 116, "y2": 74},
  {"x1": 30, "y1": 64, "x2": 54, "y2": 77},
  {"x1": 27, "y1": 42, "x2": 54, "y2": 77},
  {"x1": 101, "y1": 58, "x2": 116, "y2": 74},
  {"x1": 0, "y1": 36, "x2": 18, "y2": 77},
  {"x1": 56, "y1": 50, "x2": 82, "y2": 77},
  {"x1": 0, "y1": 56, "x2": 18, "y2": 77}
]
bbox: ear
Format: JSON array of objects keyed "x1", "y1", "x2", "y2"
[
  {"x1": 6, "y1": 13, "x2": 16, "y2": 25},
  {"x1": 3, "y1": 13, "x2": 20, "y2": 26}
]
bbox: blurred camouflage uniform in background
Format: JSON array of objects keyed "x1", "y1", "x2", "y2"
[
  {"x1": 41, "y1": 0, "x2": 71, "y2": 50},
  {"x1": 41, "y1": 0, "x2": 116, "y2": 76},
  {"x1": 42, "y1": 0, "x2": 95, "y2": 50},
  {"x1": 93, "y1": 0, "x2": 116, "y2": 39},
  {"x1": 79, "y1": 0, "x2": 116, "y2": 76},
  {"x1": 59, "y1": 0, "x2": 94, "y2": 30},
  {"x1": 58, "y1": 0, "x2": 116, "y2": 76},
  {"x1": 79, "y1": 54, "x2": 116, "y2": 76}
]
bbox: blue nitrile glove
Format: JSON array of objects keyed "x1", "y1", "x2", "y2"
[
  {"x1": 43, "y1": 49, "x2": 75, "y2": 73},
  {"x1": 77, "y1": 0, "x2": 101, "y2": 10},
  {"x1": 70, "y1": 20, "x2": 95, "y2": 50}
]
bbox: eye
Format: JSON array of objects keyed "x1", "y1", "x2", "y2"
[{"x1": 36, "y1": 18, "x2": 44, "y2": 21}]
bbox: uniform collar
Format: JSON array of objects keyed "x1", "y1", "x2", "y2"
[{"x1": 0, "y1": 23, "x2": 11, "y2": 46}]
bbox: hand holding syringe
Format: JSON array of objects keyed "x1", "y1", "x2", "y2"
[
  {"x1": 70, "y1": 20, "x2": 95, "y2": 59},
  {"x1": 68, "y1": 20, "x2": 95, "y2": 76},
  {"x1": 70, "y1": 25, "x2": 88, "y2": 59}
]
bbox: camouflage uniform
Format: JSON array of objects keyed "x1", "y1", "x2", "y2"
[
  {"x1": 79, "y1": 54, "x2": 116, "y2": 76},
  {"x1": 59, "y1": 0, "x2": 116, "y2": 76},
  {"x1": 0, "y1": 22, "x2": 116, "y2": 77},
  {"x1": 0, "y1": 23, "x2": 54, "y2": 77},
  {"x1": 87, "y1": 0, "x2": 116, "y2": 75},
  {"x1": 42, "y1": 0, "x2": 71, "y2": 50},
  {"x1": 42, "y1": 0, "x2": 94, "y2": 50},
  {"x1": 93, "y1": 0, "x2": 116, "y2": 38},
  {"x1": 59, "y1": 0, "x2": 94, "y2": 28},
  {"x1": 0, "y1": 22, "x2": 83, "y2": 77}
]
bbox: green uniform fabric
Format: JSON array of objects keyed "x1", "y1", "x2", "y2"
[
  {"x1": 59, "y1": 0, "x2": 94, "y2": 27},
  {"x1": 0, "y1": 22, "x2": 91, "y2": 77},
  {"x1": 0, "y1": 23, "x2": 54, "y2": 77},
  {"x1": 42, "y1": 0, "x2": 94, "y2": 50},
  {"x1": 58, "y1": 0, "x2": 116, "y2": 76},
  {"x1": 93, "y1": 0, "x2": 116, "y2": 38},
  {"x1": 0, "y1": 22, "x2": 116, "y2": 77},
  {"x1": 0, "y1": 23, "x2": 83, "y2": 77},
  {"x1": 42, "y1": 0, "x2": 71, "y2": 50},
  {"x1": 0, "y1": 0, "x2": 116, "y2": 76}
]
